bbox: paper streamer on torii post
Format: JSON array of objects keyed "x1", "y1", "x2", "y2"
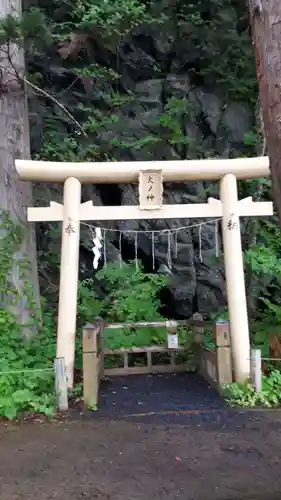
[{"x1": 92, "y1": 227, "x2": 103, "y2": 269}]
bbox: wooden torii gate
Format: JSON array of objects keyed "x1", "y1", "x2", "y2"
[{"x1": 15, "y1": 156, "x2": 272, "y2": 388}]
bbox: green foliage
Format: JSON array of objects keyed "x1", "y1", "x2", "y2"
[
  {"x1": 244, "y1": 217, "x2": 281, "y2": 280},
  {"x1": 0, "y1": 308, "x2": 55, "y2": 420},
  {"x1": 244, "y1": 131, "x2": 260, "y2": 149},
  {"x1": 0, "y1": 9, "x2": 51, "y2": 49},
  {"x1": 50, "y1": 0, "x2": 157, "y2": 44},
  {"x1": 259, "y1": 299, "x2": 281, "y2": 324},
  {"x1": 32, "y1": 0, "x2": 258, "y2": 165},
  {"x1": 181, "y1": 2, "x2": 257, "y2": 101},
  {"x1": 0, "y1": 256, "x2": 171, "y2": 419},
  {"x1": 77, "y1": 278, "x2": 103, "y2": 323},
  {"x1": 74, "y1": 63, "x2": 121, "y2": 80},
  {"x1": 243, "y1": 213, "x2": 281, "y2": 354},
  {"x1": 224, "y1": 370, "x2": 281, "y2": 408},
  {"x1": 245, "y1": 245, "x2": 281, "y2": 279},
  {"x1": 74, "y1": 0, "x2": 150, "y2": 35},
  {"x1": 76, "y1": 262, "x2": 168, "y2": 334},
  {"x1": 31, "y1": 0, "x2": 259, "y2": 166},
  {"x1": 75, "y1": 263, "x2": 198, "y2": 376},
  {"x1": 158, "y1": 97, "x2": 197, "y2": 155},
  {"x1": 37, "y1": 88, "x2": 137, "y2": 162},
  {"x1": 0, "y1": 251, "x2": 178, "y2": 419},
  {"x1": 90, "y1": 261, "x2": 168, "y2": 349},
  {"x1": 0, "y1": 213, "x2": 55, "y2": 419},
  {"x1": 97, "y1": 261, "x2": 167, "y2": 319},
  {"x1": 0, "y1": 13, "x2": 21, "y2": 43},
  {"x1": 0, "y1": 212, "x2": 23, "y2": 301},
  {"x1": 252, "y1": 299, "x2": 281, "y2": 359}
]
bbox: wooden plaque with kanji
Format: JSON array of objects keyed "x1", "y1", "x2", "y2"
[{"x1": 139, "y1": 168, "x2": 163, "y2": 210}]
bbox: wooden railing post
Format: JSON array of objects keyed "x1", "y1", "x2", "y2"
[
  {"x1": 192, "y1": 313, "x2": 204, "y2": 344},
  {"x1": 54, "y1": 357, "x2": 68, "y2": 411},
  {"x1": 82, "y1": 322, "x2": 100, "y2": 408},
  {"x1": 251, "y1": 348, "x2": 262, "y2": 392},
  {"x1": 213, "y1": 320, "x2": 232, "y2": 386},
  {"x1": 98, "y1": 318, "x2": 104, "y2": 379}
]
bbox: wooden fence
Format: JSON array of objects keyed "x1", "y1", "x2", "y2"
[
  {"x1": 103, "y1": 345, "x2": 189, "y2": 376},
  {"x1": 82, "y1": 319, "x2": 233, "y2": 408},
  {"x1": 199, "y1": 321, "x2": 232, "y2": 391},
  {"x1": 82, "y1": 322, "x2": 104, "y2": 409}
]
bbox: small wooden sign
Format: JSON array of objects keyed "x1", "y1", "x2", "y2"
[
  {"x1": 168, "y1": 333, "x2": 179, "y2": 349},
  {"x1": 139, "y1": 168, "x2": 163, "y2": 210}
]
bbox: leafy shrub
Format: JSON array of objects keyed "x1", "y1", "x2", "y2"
[
  {"x1": 83, "y1": 261, "x2": 169, "y2": 349},
  {"x1": 224, "y1": 370, "x2": 281, "y2": 408},
  {"x1": 0, "y1": 308, "x2": 56, "y2": 419},
  {"x1": 74, "y1": 0, "x2": 150, "y2": 35}
]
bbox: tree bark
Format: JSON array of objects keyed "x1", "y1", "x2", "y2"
[
  {"x1": 248, "y1": 0, "x2": 281, "y2": 225},
  {"x1": 0, "y1": 0, "x2": 41, "y2": 332}
]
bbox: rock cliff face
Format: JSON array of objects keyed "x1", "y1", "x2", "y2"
[{"x1": 29, "y1": 1, "x2": 257, "y2": 317}]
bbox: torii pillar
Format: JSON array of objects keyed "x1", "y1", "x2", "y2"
[
  {"x1": 220, "y1": 174, "x2": 251, "y2": 382},
  {"x1": 57, "y1": 177, "x2": 81, "y2": 388}
]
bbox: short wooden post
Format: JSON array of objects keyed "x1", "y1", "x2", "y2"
[
  {"x1": 98, "y1": 318, "x2": 105, "y2": 379},
  {"x1": 213, "y1": 320, "x2": 232, "y2": 386},
  {"x1": 251, "y1": 348, "x2": 262, "y2": 392},
  {"x1": 166, "y1": 320, "x2": 178, "y2": 349},
  {"x1": 170, "y1": 350, "x2": 176, "y2": 368},
  {"x1": 191, "y1": 314, "x2": 204, "y2": 370},
  {"x1": 192, "y1": 313, "x2": 204, "y2": 344},
  {"x1": 83, "y1": 323, "x2": 100, "y2": 408},
  {"x1": 124, "y1": 352, "x2": 129, "y2": 369},
  {"x1": 54, "y1": 357, "x2": 68, "y2": 411},
  {"x1": 147, "y1": 350, "x2": 152, "y2": 369}
]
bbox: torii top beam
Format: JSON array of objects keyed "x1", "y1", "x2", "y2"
[{"x1": 15, "y1": 156, "x2": 270, "y2": 183}]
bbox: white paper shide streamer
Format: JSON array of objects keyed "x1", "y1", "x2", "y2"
[{"x1": 92, "y1": 227, "x2": 103, "y2": 269}]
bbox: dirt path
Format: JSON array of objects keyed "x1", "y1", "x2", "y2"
[
  {"x1": 1, "y1": 412, "x2": 281, "y2": 500},
  {"x1": 1, "y1": 374, "x2": 281, "y2": 500}
]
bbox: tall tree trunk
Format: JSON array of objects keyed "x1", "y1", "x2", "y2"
[
  {"x1": 248, "y1": 0, "x2": 281, "y2": 225},
  {"x1": 0, "y1": 0, "x2": 41, "y2": 332}
]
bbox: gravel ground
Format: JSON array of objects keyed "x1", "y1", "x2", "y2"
[
  {"x1": 96, "y1": 373, "x2": 226, "y2": 418},
  {"x1": 1, "y1": 373, "x2": 281, "y2": 500}
]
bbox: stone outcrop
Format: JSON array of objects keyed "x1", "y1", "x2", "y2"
[{"x1": 29, "y1": 2, "x2": 256, "y2": 316}]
